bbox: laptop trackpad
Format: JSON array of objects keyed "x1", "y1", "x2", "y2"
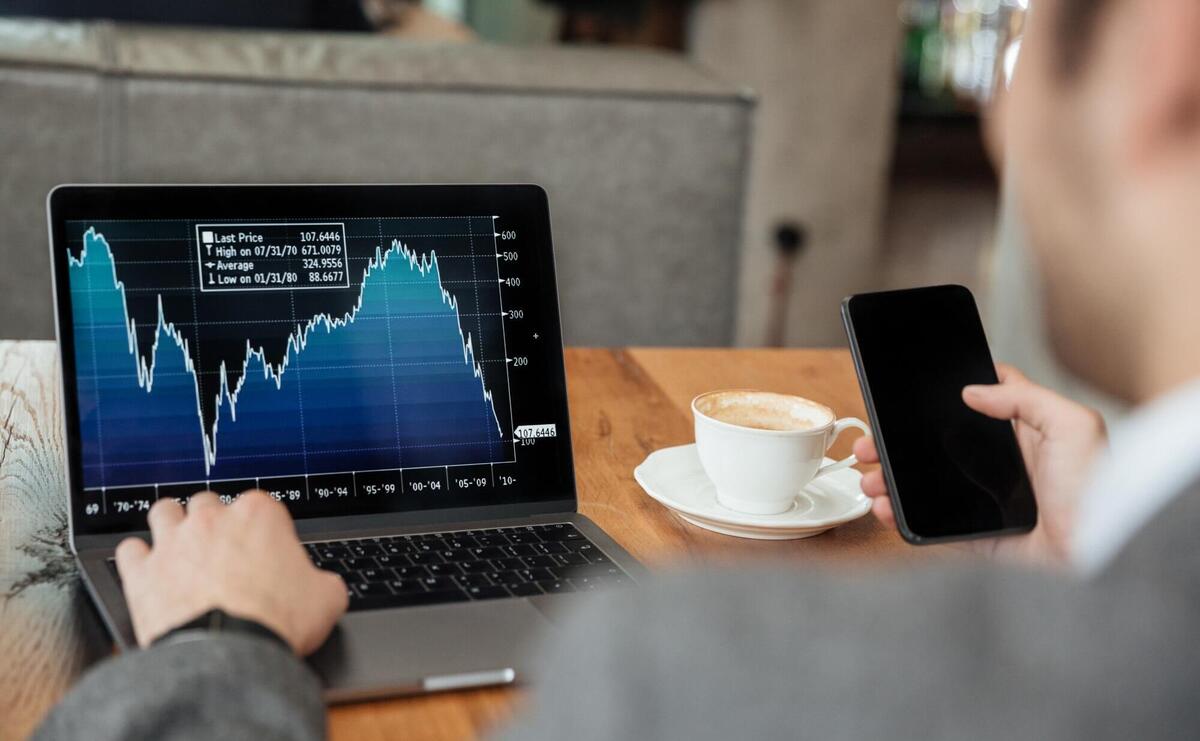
[{"x1": 309, "y1": 599, "x2": 553, "y2": 702}]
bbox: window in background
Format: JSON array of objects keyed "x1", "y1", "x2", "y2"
[
  {"x1": 458, "y1": 0, "x2": 560, "y2": 44},
  {"x1": 883, "y1": 0, "x2": 1028, "y2": 311},
  {"x1": 425, "y1": 0, "x2": 466, "y2": 22},
  {"x1": 457, "y1": 0, "x2": 691, "y2": 49},
  {"x1": 900, "y1": 0, "x2": 1027, "y2": 113},
  {"x1": 363, "y1": 0, "x2": 475, "y2": 40}
]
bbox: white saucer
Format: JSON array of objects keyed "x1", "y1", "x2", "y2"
[{"x1": 633, "y1": 444, "x2": 871, "y2": 540}]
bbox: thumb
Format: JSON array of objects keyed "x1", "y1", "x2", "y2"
[{"x1": 961, "y1": 377, "x2": 1066, "y2": 434}]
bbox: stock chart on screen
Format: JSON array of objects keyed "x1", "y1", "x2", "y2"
[{"x1": 64, "y1": 209, "x2": 565, "y2": 529}]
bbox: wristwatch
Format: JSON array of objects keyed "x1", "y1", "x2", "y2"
[{"x1": 151, "y1": 608, "x2": 290, "y2": 651}]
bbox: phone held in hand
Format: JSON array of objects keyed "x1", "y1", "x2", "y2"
[{"x1": 841, "y1": 285, "x2": 1037, "y2": 545}]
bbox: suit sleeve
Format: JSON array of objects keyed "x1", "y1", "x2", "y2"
[
  {"x1": 33, "y1": 633, "x2": 325, "y2": 741},
  {"x1": 497, "y1": 565, "x2": 1200, "y2": 741}
]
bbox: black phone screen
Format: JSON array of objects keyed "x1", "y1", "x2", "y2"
[{"x1": 844, "y1": 285, "x2": 1037, "y2": 543}]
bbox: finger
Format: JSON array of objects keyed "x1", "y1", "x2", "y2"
[
  {"x1": 299, "y1": 571, "x2": 349, "y2": 656},
  {"x1": 186, "y1": 491, "x2": 223, "y2": 516},
  {"x1": 961, "y1": 376, "x2": 1070, "y2": 433},
  {"x1": 323, "y1": 570, "x2": 350, "y2": 616},
  {"x1": 237, "y1": 491, "x2": 303, "y2": 545},
  {"x1": 871, "y1": 496, "x2": 895, "y2": 526},
  {"x1": 147, "y1": 497, "x2": 184, "y2": 540},
  {"x1": 230, "y1": 489, "x2": 284, "y2": 518},
  {"x1": 114, "y1": 536, "x2": 150, "y2": 580},
  {"x1": 852, "y1": 435, "x2": 879, "y2": 464},
  {"x1": 861, "y1": 470, "x2": 888, "y2": 499},
  {"x1": 234, "y1": 488, "x2": 275, "y2": 505}
]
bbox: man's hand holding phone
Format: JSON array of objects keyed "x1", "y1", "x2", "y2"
[{"x1": 855, "y1": 364, "x2": 1108, "y2": 567}]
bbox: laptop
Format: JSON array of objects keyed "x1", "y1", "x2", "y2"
[{"x1": 47, "y1": 184, "x2": 643, "y2": 701}]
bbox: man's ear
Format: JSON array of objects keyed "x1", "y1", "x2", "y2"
[{"x1": 1128, "y1": 0, "x2": 1200, "y2": 171}]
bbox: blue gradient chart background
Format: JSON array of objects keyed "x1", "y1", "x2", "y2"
[{"x1": 69, "y1": 221, "x2": 511, "y2": 490}]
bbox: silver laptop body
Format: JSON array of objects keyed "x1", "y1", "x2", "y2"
[{"x1": 48, "y1": 184, "x2": 643, "y2": 700}]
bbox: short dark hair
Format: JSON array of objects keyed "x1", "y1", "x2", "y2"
[{"x1": 1057, "y1": 0, "x2": 1112, "y2": 76}]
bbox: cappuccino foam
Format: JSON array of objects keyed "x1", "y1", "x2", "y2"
[{"x1": 694, "y1": 391, "x2": 833, "y2": 432}]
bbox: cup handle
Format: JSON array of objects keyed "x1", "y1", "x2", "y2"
[{"x1": 814, "y1": 417, "x2": 872, "y2": 479}]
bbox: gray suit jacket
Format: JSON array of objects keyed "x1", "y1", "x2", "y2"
[{"x1": 36, "y1": 487, "x2": 1200, "y2": 740}]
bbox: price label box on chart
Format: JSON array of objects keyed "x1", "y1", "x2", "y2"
[{"x1": 196, "y1": 222, "x2": 350, "y2": 292}]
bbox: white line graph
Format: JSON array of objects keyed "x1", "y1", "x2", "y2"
[{"x1": 71, "y1": 227, "x2": 506, "y2": 476}]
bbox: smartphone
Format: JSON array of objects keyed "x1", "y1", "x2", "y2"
[{"x1": 841, "y1": 285, "x2": 1037, "y2": 544}]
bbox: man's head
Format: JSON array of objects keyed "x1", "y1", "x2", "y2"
[{"x1": 1006, "y1": 0, "x2": 1200, "y2": 402}]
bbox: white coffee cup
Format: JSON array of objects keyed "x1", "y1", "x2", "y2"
[{"x1": 692, "y1": 390, "x2": 870, "y2": 515}]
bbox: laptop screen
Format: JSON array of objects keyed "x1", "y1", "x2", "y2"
[{"x1": 50, "y1": 185, "x2": 575, "y2": 535}]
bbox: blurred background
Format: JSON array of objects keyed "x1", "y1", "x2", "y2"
[{"x1": 1, "y1": 0, "x2": 1066, "y2": 387}]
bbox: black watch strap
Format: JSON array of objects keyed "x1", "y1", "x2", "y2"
[{"x1": 151, "y1": 608, "x2": 290, "y2": 652}]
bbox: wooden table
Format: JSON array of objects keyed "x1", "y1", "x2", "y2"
[{"x1": 0, "y1": 342, "x2": 927, "y2": 741}]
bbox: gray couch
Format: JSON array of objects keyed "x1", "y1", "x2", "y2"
[{"x1": 0, "y1": 18, "x2": 753, "y2": 344}]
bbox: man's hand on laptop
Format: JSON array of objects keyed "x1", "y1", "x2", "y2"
[
  {"x1": 114, "y1": 490, "x2": 348, "y2": 654},
  {"x1": 853, "y1": 364, "x2": 1108, "y2": 567}
]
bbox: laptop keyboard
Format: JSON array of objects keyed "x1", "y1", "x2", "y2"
[
  {"x1": 306, "y1": 523, "x2": 632, "y2": 612},
  {"x1": 106, "y1": 523, "x2": 631, "y2": 614}
]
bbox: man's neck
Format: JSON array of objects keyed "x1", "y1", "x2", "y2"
[{"x1": 1134, "y1": 299, "x2": 1200, "y2": 404}]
